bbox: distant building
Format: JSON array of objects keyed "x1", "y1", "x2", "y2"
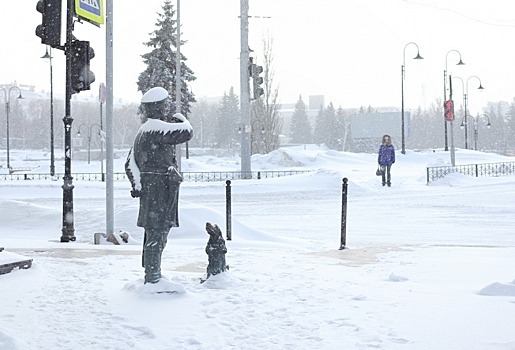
[
  {"x1": 276, "y1": 95, "x2": 324, "y2": 144},
  {"x1": 350, "y1": 111, "x2": 408, "y2": 152},
  {"x1": 351, "y1": 111, "x2": 409, "y2": 140},
  {"x1": 276, "y1": 95, "x2": 408, "y2": 150}
]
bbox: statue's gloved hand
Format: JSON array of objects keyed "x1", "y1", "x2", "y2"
[
  {"x1": 130, "y1": 189, "x2": 141, "y2": 198},
  {"x1": 171, "y1": 113, "x2": 186, "y2": 122}
]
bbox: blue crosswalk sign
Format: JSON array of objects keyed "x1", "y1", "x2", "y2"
[{"x1": 75, "y1": 0, "x2": 104, "y2": 25}]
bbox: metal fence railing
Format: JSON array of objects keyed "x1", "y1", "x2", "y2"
[
  {"x1": 0, "y1": 170, "x2": 311, "y2": 182},
  {"x1": 426, "y1": 161, "x2": 515, "y2": 184},
  {"x1": 182, "y1": 170, "x2": 309, "y2": 182}
]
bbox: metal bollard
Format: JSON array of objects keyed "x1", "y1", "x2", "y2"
[
  {"x1": 339, "y1": 177, "x2": 348, "y2": 250},
  {"x1": 226, "y1": 180, "x2": 232, "y2": 241}
]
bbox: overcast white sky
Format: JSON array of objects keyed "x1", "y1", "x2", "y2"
[{"x1": 2, "y1": 0, "x2": 515, "y2": 111}]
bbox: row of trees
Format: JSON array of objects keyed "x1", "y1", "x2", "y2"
[
  {"x1": 410, "y1": 99, "x2": 515, "y2": 154},
  {"x1": 187, "y1": 95, "x2": 515, "y2": 156},
  {"x1": 2, "y1": 91, "x2": 514, "y2": 156},
  {"x1": 0, "y1": 96, "x2": 140, "y2": 153},
  {"x1": 286, "y1": 97, "x2": 515, "y2": 155}
]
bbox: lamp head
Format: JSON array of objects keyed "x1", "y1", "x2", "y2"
[
  {"x1": 457, "y1": 59, "x2": 465, "y2": 65},
  {"x1": 41, "y1": 48, "x2": 52, "y2": 60},
  {"x1": 414, "y1": 52, "x2": 423, "y2": 60}
]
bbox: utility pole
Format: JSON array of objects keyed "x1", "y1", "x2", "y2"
[{"x1": 240, "y1": 0, "x2": 251, "y2": 178}]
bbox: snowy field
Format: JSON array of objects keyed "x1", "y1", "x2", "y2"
[{"x1": 1, "y1": 145, "x2": 514, "y2": 350}]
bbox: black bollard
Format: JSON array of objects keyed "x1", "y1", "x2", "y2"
[
  {"x1": 339, "y1": 177, "x2": 348, "y2": 250},
  {"x1": 226, "y1": 180, "x2": 232, "y2": 241}
]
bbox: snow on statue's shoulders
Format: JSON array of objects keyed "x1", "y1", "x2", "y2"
[{"x1": 140, "y1": 118, "x2": 191, "y2": 134}]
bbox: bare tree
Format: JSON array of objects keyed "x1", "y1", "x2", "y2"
[
  {"x1": 251, "y1": 35, "x2": 282, "y2": 154},
  {"x1": 114, "y1": 103, "x2": 140, "y2": 149}
]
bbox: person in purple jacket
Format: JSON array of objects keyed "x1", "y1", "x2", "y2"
[{"x1": 377, "y1": 134, "x2": 395, "y2": 187}]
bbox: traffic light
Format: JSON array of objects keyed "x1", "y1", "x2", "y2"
[
  {"x1": 444, "y1": 100, "x2": 454, "y2": 121},
  {"x1": 70, "y1": 40, "x2": 95, "y2": 93},
  {"x1": 35, "y1": 0, "x2": 62, "y2": 48},
  {"x1": 251, "y1": 63, "x2": 264, "y2": 100}
]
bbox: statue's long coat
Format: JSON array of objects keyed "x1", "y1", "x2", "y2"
[{"x1": 125, "y1": 118, "x2": 193, "y2": 229}]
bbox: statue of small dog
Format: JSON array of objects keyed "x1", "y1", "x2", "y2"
[{"x1": 201, "y1": 222, "x2": 229, "y2": 283}]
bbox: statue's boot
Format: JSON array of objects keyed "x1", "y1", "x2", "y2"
[{"x1": 143, "y1": 228, "x2": 168, "y2": 284}]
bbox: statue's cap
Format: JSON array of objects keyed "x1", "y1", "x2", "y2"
[{"x1": 141, "y1": 87, "x2": 168, "y2": 103}]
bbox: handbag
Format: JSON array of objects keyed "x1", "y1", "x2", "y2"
[
  {"x1": 376, "y1": 165, "x2": 383, "y2": 176},
  {"x1": 167, "y1": 166, "x2": 183, "y2": 184}
]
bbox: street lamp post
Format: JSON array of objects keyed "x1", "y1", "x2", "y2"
[
  {"x1": 464, "y1": 76, "x2": 484, "y2": 149},
  {"x1": 401, "y1": 42, "x2": 423, "y2": 155},
  {"x1": 461, "y1": 114, "x2": 491, "y2": 151},
  {"x1": 1, "y1": 85, "x2": 23, "y2": 171},
  {"x1": 444, "y1": 50, "x2": 465, "y2": 151},
  {"x1": 41, "y1": 46, "x2": 55, "y2": 176},
  {"x1": 453, "y1": 76, "x2": 484, "y2": 149},
  {"x1": 77, "y1": 123, "x2": 102, "y2": 164}
]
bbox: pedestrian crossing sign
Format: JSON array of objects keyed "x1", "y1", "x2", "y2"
[{"x1": 75, "y1": 0, "x2": 104, "y2": 26}]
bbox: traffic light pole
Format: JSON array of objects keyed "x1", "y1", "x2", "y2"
[
  {"x1": 61, "y1": 0, "x2": 76, "y2": 242},
  {"x1": 240, "y1": 0, "x2": 251, "y2": 179}
]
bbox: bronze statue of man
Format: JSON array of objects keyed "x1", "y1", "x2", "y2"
[{"x1": 125, "y1": 87, "x2": 193, "y2": 284}]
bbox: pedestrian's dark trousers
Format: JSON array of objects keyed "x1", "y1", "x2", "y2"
[{"x1": 381, "y1": 164, "x2": 392, "y2": 185}]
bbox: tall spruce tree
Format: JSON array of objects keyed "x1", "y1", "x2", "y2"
[
  {"x1": 215, "y1": 87, "x2": 240, "y2": 149},
  {"x1": 337, "y1": 106, "x2": 351, "y2": 151},
  {"x1": 137, "y1": 0, "x2": 196, "y2": 120},
  {"x1": 324, "y1": 103, "x2": 341, "y2": 149},
  {"x1": 313, "y1": 106, "x2": 326, "y2": 145},
  {"x1": 313, "y1": 103, "x2": 340, "y2": 149},
  {"x1": 289, "y1": 95, "x2": 312, "y2": 144}
]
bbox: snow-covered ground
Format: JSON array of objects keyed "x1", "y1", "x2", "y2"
[{"x1": 1, "y1": 145, "x2": 514, "y2": 350}]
